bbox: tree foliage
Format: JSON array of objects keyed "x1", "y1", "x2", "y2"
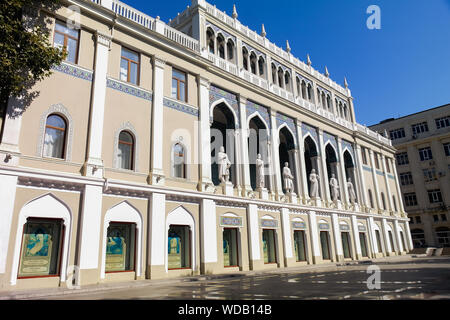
[{"x1": 0, "y1": 0, "x2": 65, "y2": 118}]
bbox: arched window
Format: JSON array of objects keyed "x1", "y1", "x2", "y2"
[
  {"x1": 227, "y1": 39, "x2": 234, "y2": 62},
  {"x1": 258, "y1": 56, "x2": 265, "y2": 77},
  {"x1": 242, "y1": 47, "x2": 249, "y2": 71},
  {"x1": 250, "y1": 52, "x2": 257, "y2": 74},
  {"x1": 277, "y1": 68, "x2": 284, "y2": 88},
  {"x1": 217, "y1": 34, "x2": 225, "y2": 59},
  {"x1": 307, "y1": 84, "x2": 313, "y2": 102},
  {"x1": 284, "y1": 72, "x2": 291, "y2": 92},
  {"x1": 43, "y1": 114, "x2": 67, "y2": 159},
  {"x1": 271, "y1": 64, "x2": 277, "y2": 84},
  {"x1": 118, "y1": 131, "x2": 134, "y2": 170},
  {"x1": 173, "y1": 143, "x2": 186, "y2": 179},
  {"x1": 368, "y1": 189, "x2": 374, "y2": 208},
  {"x1": 206, "y1": 28, "x2": 215, "y2": 54}
]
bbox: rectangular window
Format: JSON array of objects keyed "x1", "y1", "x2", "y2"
[
  {"x1": 441, "y1": 214, "x2": 447, "y2": 221},
  {"x1": 428, "y1": 189, "x2": 443, "y2": 204},
  {"x1": 385, "y1": 158, "x2": 391, "y2": 173},
  {"x1": 419, "y1": 147, "x2": 433, "y2": 161},
  {"x1": 18, "y1": 218, "x2": 64, "y2": 278},
  {"x1": 400, "y1": 172, "x2": 413, "y2": 186},
  {"x1": 120, "y1": 47, "x2": 139, "y2": 85},
  {"x1": 389, "y1": 128, "x2": 406, "y2": 140},
  {"x1": 223, "y1": 228, "x2": 238, "y2": 267},
  {"x1": 53, "y1": 20, "x2": 80, "y2": 64},
  {"x1": 411, "y1": 122, "x2": 429, "y2": 135},
  {"x1": 444, "y1": 143, "x2": 450, "y2": 157},
  {"x1": 435, "y1": 116, "x2": 450, "y2": 129},
  {"x1": 294, "y1": 230, "x2": 307, "y2": 262},
  {"x1": 262, "y1": 229, "x2": 277, "y2": 263},
  {"x1": 172, "y1": 68, "x2": 187, "y2": 102},
  {"x1": 423, "y1": 168, "x2": 437, "y2": 182},
  {"x1": 361, "y1": 147, "x2": 368, "y2": 165},
  {"x1": 416, "y1": 216, "x2": 421, "y2": 224},
  {"x1": 404, "y1": 193, "x2": 418, "y2": 207},
  {"x1": 433, "y1": 215, "x2": 439, "y2": 222},
  {"x1": 105, "y1": 223, "x2": 136, "y2": 272},
  {"x1": 168, "y1": 225, "x2": 190, "y2": 269},
  {"x1": 396, "y1": 152, "x2": 409, "y2": 165},
  {"x1": 374, "y1": 152, "x2": 380, "y2": 169}
]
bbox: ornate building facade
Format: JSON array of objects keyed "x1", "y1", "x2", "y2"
[
  {"x1": 370, "y1": 104, "x2": 450, "y2": 253},
  {"x1": 0, "y1": 0, "x2": 412, "y2": 291}
]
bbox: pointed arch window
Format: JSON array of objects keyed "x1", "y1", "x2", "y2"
[
  {"x1": 43, "y1": 114, "x2": 67, "y2": 159},
  {"x1": 118, "y1": 131, "x2": 134, "y2": 170},
  {"x1": 173, "y1": 143, "x2": 186, "y2": 179}
]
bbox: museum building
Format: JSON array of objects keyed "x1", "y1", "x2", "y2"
[{"x1": 0, "y1": 0, "x2": 413, "y2": 290}]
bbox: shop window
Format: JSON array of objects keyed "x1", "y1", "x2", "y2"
[
  {"x1": 262, "y1": 229, "x2": 276, "y2": 264},
  {"x1": 320, "y1": 231, "x2": 331, "y2": 260},
  {"x1": 375, "y1": 230, "x2": 382, "y2": 253},
  {"x1": 105, "y1": 223, "x2": 136, "y2": 272},
  {"x1": 293, "y1": 230, "x2": 307, "y2": 262},
  {"x1": 223, "y1": 228, "x2": 238, "y2": 267},
  {"x1": 341, "y1": 232, "x2": 352, "y2": 259},
  {"x1": 359, "y1": 232, "x2": 368, "y2": 257},
  {"x1": 168, "y1": 225, "x2": 190, "y2": 269},
  {"x1": 18, "y1": 218, "x2": 64, "y2": 278}
]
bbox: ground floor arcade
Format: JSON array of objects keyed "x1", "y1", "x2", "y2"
[{"x1": 0, "y1": 170, "x2": 412, "y2": 291}]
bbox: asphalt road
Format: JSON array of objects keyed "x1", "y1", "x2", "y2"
[{"x1": 42, "y1": 257, "x2": 450, "y2": 300}]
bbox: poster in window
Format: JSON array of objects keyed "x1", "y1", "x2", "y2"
[
  {"x1": 106, "y1": 225, "x2": 128, "y2": 272},
  {"x1": 19, "y1": 220, "x2": 62, "y2": 277},
  {"x1": 168, "y1": 234, "x2": 181, "y2": 269}
]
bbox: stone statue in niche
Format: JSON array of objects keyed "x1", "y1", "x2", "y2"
[
  {"x1": 347, "y1": 178, "x2": 357, "y2": 204},
  {"x1": 329, "y1": 173, "x2": 340, "y2": 201},
  {"x1": 256, "y1": 153, "x2": 265, "y2": 189},
  {"x1": 218, "y1": 146, "x2": 231, "y2": 184},
  {"x1": 283, "y1": 162, "x2": 294, "y2": 194},
  {"x1": 309, "y1": 169, "x2": 320, "y2": 198}
]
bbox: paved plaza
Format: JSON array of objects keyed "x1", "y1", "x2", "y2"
[{"x1": 5, "y1": 256, "x2": 446, "y2": 300}]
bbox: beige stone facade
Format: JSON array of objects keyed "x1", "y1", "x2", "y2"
[
  {"x1": 370, "y1": 104, "x2": 450, "y2": 252},
  {"x1": 0, "y1": 0, "x2": 411, "y2": 291}
]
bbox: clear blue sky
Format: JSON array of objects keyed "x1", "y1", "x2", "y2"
[{"x1": 124, "y1": 0, "x2": 450, "y2": 126}]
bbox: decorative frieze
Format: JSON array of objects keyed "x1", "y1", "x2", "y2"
[
  {"x1": 52, "y1": 62, "x2": 93, "y2": 81},
  {"x1": 106, "y1": 78, "x2": 153, "y2": 101},
  {"x1": 163, "y1": 98, "x2": 199, "y2": 116},
  {"x1": 205, "y1": 21, "x2": 236, "y2": 43}
]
